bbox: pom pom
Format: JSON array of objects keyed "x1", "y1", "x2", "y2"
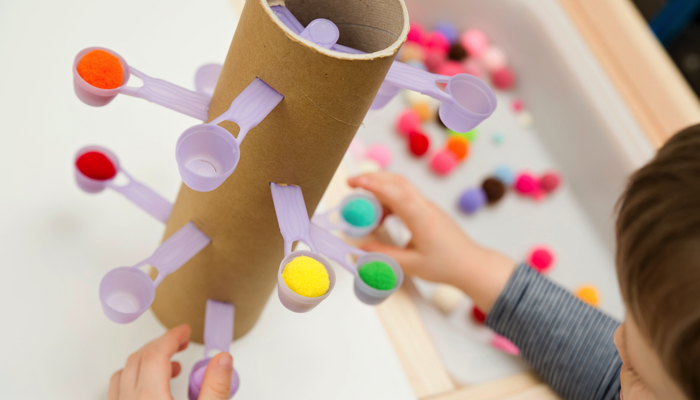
[
  {"x1": 412, "y1": 102, "x2": 434, "y2": 122},
  {"x1": 491, "y1": 67, "x2": 516, "y2": 90},
  {"x1": 576, "y1": 285, "x2": 600, "y2": 307},
  {"x1": 366, "y1": 144, "x2": 392, "y2": 169},
  {"x1": 482, "y1": 177, "x2": 506, "y2": 204},
  {"x1": 480, "y1": 45, "x2": 508, "y2": 72},
  {"x1": 409, "y1": 131, "x2": 430, "y2": 156},
  {"x1": 282, "y1": 256, "x2": 330, "y2": 297},
  {"x1": 493, "y1": 165, "x2": 516, "y2": 186},
  {"x1": 396, "y1": 109, "x2": 422, "y2": 136},
  {"x1": 491, "y1": 335, "x2": 520, "y2": 356},
  {"x1": 471, "y1": 305, "x2": 486, "y2": 324},
  {"x1": 358, "y1": 261, "x2": 398, "y2": 290},
  {"x1": 342, "y1": 198, "x2": 377, "y2": 228},
  {"x1": 407, "y1": 23, "x2": 425, "y2": 44},
  {"x1": 515, "y1": 172, "x2": 541, "y2": 197},
  {"x1": 430, "y1": 149, "x2": 459, "y2": 176},
  {"x1": 540, "y1": 172, "x2": 561, "y2": 193},
  {"x1": 433, "y1": 21, "x2": 459, "y2": 44},
  {"x1": 448, "y1": 128, "x2": 477, "y2": 142},
  {"x1": 437, "y1": 61, "x2": 465, "y2": 77},
  {"x1": 447, "y1": 43, "x2": 468, "y2": 61},
  {"x1": 460, "y1": 29, "x2": 489, "y2": 58},
  {"x1": 359, "y1": 159, "x2": 382, "y2": 174},
  {"x1": 458, "y1": 188, "x2": 487, "y2": 214},
  {"x1": 528, "y1": 246, "x2": 555, "y2": 273},
  {"x1": 76, "y1": 151, "x2": 117, "y2": 180},
  {"x1": 517, "y1": 111, "x2": 534, "y2": 128},
  {"x1": 424, "y1": 50, "x2": 447, "y2": 72},
  {"x1": 492, "y1": 132, "x2": 505, "y2": 144},
  {"x1": 511, "y1": 98, "x2": 524, "y2": 112},
  {"x1": 446, "y1": 136, "x2": 469, "y2": 160},
  {"x1": 425, "y1": 31, "x2": 450, "y2": 54},
  {"x1": 405, "y1": 60, "x2": 427, "y2": 70},
  {"x1": 399, "y1": 42, "x2": 425, "y2": 63},
  {"x1": 462, "y1": 57, "x2": 484, "y2": 78},
  {"x1": 432, "y1": 284, "x2": 463, "y2": 315},
  {"x1": 348, "y1": 138, "x2": 367, "y2": 159},
  {"x1": 77, "y1": 50, "x2": 124, "y2": 89}
]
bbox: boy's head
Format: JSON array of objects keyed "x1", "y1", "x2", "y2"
[{"x1": 615, "y1": 125, "x2": 700, "y2": 399}]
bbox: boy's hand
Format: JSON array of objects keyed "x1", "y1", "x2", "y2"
[
  {"x1": 108, "y1": 324, "x2": 233, "y2": 400},
  {"x1": 349, "y1": 173, "x2": 516, "y2": 312}
]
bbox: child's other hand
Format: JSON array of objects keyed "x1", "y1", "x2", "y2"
[
  {"x1": 349, "y1": 173, "x2": 516, "y2": 312},
  {"x1": 108, "y1": 324, "x2": 234, "y2": 400}
]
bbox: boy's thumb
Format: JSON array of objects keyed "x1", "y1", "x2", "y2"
[{"x1": 198, "y1": 353, "x2": 233, "y2": 400}]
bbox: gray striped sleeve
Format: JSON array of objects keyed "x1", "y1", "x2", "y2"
[{"x1": 486, "y1": 263, "x2": 622, "y2": 400}]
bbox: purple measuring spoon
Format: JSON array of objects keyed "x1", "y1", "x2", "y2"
[
  {"x1": 310, "y1": 224, "x2": 403, "y2": 305},
  {"x1": 176, "y1": 78, "x2": 283, "y2": 192},
  {"x1": 270, "y1": 7, "x2": 497, "y2": 133},
  {"x1": 74, "y1": 146, "x2": 172, "y2": 223},
  {"x1": 312, "y1": 192, "x2": 383, "y2": 238},
  {"x1": 194, "y1": 64, "x2": 223, "y2": 98},
  {"x1": 98, "y1": 222, "x2": 210, "y2": 324},
  {"x1": 73, "y1": 47, "x2": 211, "y2": 121},
  {"x1": 188, "y1": 300, "x2": 240, "y2": 400},
  {"x1": 270, "y1": 183, "x2": 336, "y2": 313}
]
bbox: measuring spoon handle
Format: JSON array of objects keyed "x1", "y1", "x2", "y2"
[
  {"x1": 204, "y1": 300, "x2": 235, "y2": 355},
  {"x1": 310, "y1": 223, "x2": 363, "y2": 274},
  {"x1": 121, "y1": 67, "x2": 211, "y2": 121},
  {"x1": 107, "y1": 171, "x2": 173, "y2": 223},
  {"x1": 209, "y1": 78, "x2": 283, "y2": 144},
  {"x1": 270, "y1": 183, "x2": 317, "y2": 255},
  {"x1": 149, "y1": 222, "x2": 211, "y2": 286}
]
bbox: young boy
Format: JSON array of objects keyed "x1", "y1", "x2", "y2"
[
  {"x1": 109, "y1": 127, "x2": 699, "y2": 400},
  {"x1": 348, "y1": 125, "x2": 700, "y2": 400}
]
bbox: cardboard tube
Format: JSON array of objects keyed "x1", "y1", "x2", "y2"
[{"x1": 151, "y1": 0, "x2": 408, "y2": 343}]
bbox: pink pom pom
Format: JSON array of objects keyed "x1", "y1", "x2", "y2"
[
  {"x1": 424, "y1": 50, "x2": 447, "y2": 72},
  {"x1": 396, "y1": 109, "x2": 422, "y2": 136},
  {"x1": 540, "y1": 172, "x2": 561, "y2": 193},
  {"x1": 460, "y1": 29, "x2": 489, "y2": 58},
  {"x1": 407, "y1": 23, "x2": 425, "y2": 44},
  {"x1": 480, "y1": 45, "x2": 508, "y2": 72},
  {"x1": 462, "y1": 57, "x2": 484, "y2": 78},
  {"x1": 528, "y1": 246, "x2": 555, "y2": 273},
  {"x1": 349, "y1": 138, "x2": 367, "y2": 159},
  {"x1": 366, "y1": 144, "x2": 392, "y2": 169},
  {"x1": 492, "y1": 67, "x2": 516, "y2": 90},
  {"x1": 511, "y1": 98, "x2": 524, "y2": 112},
  {"x1": 437, "y1": 61, "x2": 465, "y2": 77},
  {"x1": 491, "y1": 335, "x2": 520, "y2": 356},
  {"x1": 515, "y1": 172, "x2": 539, "y2": 195},
  {"x1": 425, "y1": 31, "x2": 450, "y2": 55},
  {"x1": 430, "y1": 149, "x2": 459, "y2": 175}
]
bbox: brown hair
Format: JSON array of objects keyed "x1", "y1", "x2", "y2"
[{"x1": 616, "y1": 124, "x2": 700, "y2": 399}]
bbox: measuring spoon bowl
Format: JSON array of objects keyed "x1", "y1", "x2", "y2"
[
  {"x1": 99, "y1": 267, "x2": 155, "y2": 324},
  {"x1": 176, "y1": 124, "x2": 240, "y2": 192},
  {"x1": 354, "y1": 253, "x2": 404, "y2": 306},
  {"x1": 277, "y1": 250, "x2": 336, "y2": 313}
]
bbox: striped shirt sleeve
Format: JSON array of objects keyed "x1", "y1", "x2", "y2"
[{"x1": 486, "y1": 263, "x2": 622, "y2": 400}]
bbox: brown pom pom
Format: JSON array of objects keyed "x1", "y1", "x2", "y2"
[
  {"x1": 482, "y1": 177, "x2": 506, "y2": 204},
  {"x1": 447, "y1": 43, "x2": 468, "y2": 62}
]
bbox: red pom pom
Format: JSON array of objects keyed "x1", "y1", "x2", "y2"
[
  {"x1": 408, "y1": 130, "x2": 430, "y2": 156},
  {"x1": 76, "y1": 151, "x2": 117, "y2": 180},
  {"x1": 472, "y1": 306, "x2": 486, "y2": 324},
  {"x1": 540, "y1": 172, "x2": 561, "y2": 193},
  {"x1": 491, "y1": 67, "x2": 516, "y2": 90}
]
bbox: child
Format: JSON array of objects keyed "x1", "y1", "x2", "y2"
[
  {"x1": 110, "y1": 127, "x2": 699, "y2": 400},
  {"x1": 349, "y1": 125, "x2": 700, "y2": 400}
]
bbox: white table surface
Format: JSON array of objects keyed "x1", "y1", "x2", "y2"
[{"x1": 0, "y1": 1, "x2": 416, "y2": 399}]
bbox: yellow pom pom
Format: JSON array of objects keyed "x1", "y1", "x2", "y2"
[
  {"x1": 282, "y1": 256, "x2": 330, "y2": 298},
  {"x1": 575, "y1": 285, "x2": 600, "y2": 307}
]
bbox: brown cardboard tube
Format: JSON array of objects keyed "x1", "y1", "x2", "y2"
[{"x1": 150, "y1": 0, "x2": 408, "y2": 343}]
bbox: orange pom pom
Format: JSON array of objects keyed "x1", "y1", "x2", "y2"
[
  {"x1": 77, "y1": 50, "x2": 124, "y2": 89},
  {"x1": 446, "y1": 136, "x2": 470, "y2": 161},
  {"x1": 412, "y1": 102, "x2": 434, "y2": 123}
]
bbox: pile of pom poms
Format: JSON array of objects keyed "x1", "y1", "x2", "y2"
[
  {"x1": 400, "y1": 22, "x2": 517, "y2": 91},
  {"x1": 396, "y1": 105, "x2": 478, "y2": 176},
  {"x1": 458, "y1": 165, "x2": 562, "y2": 214}
]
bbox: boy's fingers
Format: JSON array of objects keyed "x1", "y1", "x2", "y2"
[
  {"x1": 138, "y1": 324, "x2": 191, "y2": 387},
  {"x1": 198, "y1": 353, "x2": 234, "y2": 400},
  {"x1": 108, "y1": 370, "x2": 121, "y2": 400},
  {"x1": 348, "y1": 173, "x2": 431, "y2": 234}
]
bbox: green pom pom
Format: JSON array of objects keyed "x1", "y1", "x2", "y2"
[
  {"x1": 342, "y1": 198, "x2": 376, "y2": 227},
  {"x1": 358, "y1": 261, "x2": 397, "y2": 290},
  {"x1": 447, "y1": 128, "x2": 478, "y2": 142}
]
